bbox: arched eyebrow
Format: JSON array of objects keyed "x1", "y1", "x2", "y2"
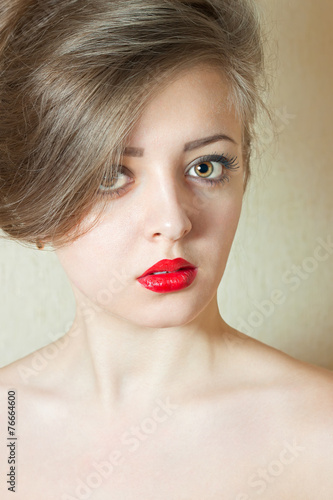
[{"x1": 122, "y1": 134, "x2": 237, "y2": 157}]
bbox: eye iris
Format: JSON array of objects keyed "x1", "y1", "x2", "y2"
[{"x1": 195, "y1": 162, "x2": 213, "y2": 178}]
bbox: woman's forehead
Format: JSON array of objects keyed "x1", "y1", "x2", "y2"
[{"x1": 123, "y1": 66, "x2": 241, "y2": 150}]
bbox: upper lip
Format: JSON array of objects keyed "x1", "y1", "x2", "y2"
[{"x1": 137, "y1": 258, "x2": 196, "y2": 279}]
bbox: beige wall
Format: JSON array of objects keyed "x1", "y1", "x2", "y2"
[
  {"x1": 220, "y1": 0, "x2": 333, "y2": 368},
  {"x1": 1, "y1": 0, "x2": 332, "y2": 369}
]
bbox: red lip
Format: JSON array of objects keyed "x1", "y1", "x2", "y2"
[{"x1": 138, "y1": 258, "x2": 196, "y2": 279}]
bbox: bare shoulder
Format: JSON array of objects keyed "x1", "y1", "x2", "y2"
[
  {"x1": 0, "y1": 340, "x2": 74, "y2": 449},
  {"x1": 0, "y1": 338, "x2": 67, "y2": 397},
  {"x1": 237, "y1": 327, "x2": 333, "y2": 415},
  {"x1": 227, "y1": 327, "x2": 333, "y2": 496},
  {"x1": 226, "y1": 325, "x2": 333, "y2": 391},
  {"x1": 266, "y1": 344, "x2": 333, "y2": 496}
]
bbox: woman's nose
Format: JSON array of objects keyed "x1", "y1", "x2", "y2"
[{"x1": 142, "y1": 176, "x2": 193, "y2": 243}]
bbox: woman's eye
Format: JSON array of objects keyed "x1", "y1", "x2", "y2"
[
  {"x1": 98, "y1": 154, "x2": 239, "y2": 198},
  {"x1": 186, "y1": 154, "x2": 240, "y2": 185},
  {"x1": 187, "y1": 160, "x2": 223, "y2": 180},
  {"x1": 99, "y1": 170, "x2": 129, "y2": 194}
]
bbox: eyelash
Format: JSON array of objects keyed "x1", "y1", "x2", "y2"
[{"x1": 98, "y1": 151, "x2": 240, "y2": 199}]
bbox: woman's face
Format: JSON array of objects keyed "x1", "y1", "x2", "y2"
[{"x1": 55, "y1": 64, "x2": 245, "y2": 328}]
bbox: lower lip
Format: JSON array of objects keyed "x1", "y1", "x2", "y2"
[{"x1": 137, "y1": 268, "x2": 198, "y2": 293}]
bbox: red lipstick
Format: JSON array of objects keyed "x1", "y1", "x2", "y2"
[{"x1": 137, "y1": 258, "x2": 198, "y2": 293}]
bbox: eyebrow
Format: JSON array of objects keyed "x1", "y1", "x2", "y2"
[{"x1": 122, "y1": 134, "x2": 237, "y2": 157}]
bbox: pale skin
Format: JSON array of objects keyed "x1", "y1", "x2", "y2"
[{"x1": 1, "y1": 64, "x2": 333, "y2": 499}]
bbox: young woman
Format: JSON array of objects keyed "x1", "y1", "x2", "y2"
[{"x1": 1, "y1": 1, "x2": 333, "y2": 499}]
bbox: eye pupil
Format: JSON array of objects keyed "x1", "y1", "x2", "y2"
[{"x1": 195, "y1": 162, "x2": 213, "y2": 178}]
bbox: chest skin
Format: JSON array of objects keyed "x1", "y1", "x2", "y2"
[{"x1": 1, "y1": 387, "x2": 315, "y2": 500}]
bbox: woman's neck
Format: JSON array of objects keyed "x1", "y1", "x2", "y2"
[{"x1": 61, "y1": 289, "x2": 232, "y2": 414}]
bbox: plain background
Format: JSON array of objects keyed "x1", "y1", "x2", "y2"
[{"x1": 1, "y1": 0, "x2": 332, "y2": 369}]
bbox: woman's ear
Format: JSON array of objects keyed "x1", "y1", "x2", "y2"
[{"x1": 36, "y1": 239, "x2": 45, "y2": 250}]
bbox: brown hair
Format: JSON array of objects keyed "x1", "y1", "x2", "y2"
[{"x1": 0, "y1": 0, "x2": 268, "y2": 250}]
